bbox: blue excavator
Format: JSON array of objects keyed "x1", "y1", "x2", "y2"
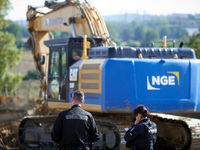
[{"x1": 19, "y1": 0, "x2": 200, "y2": 149}]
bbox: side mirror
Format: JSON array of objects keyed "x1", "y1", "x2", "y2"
[{"x1": 40, "y1": 55, "x2": 45, "y2": 65}]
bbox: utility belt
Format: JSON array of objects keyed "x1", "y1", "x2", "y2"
[{"x1": 59, "y1": 144, "x2": 90, "y2": 150}]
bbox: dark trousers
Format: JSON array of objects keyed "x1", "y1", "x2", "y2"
[
  {"x1": 131, "y1": 146, "x2": 137, "y2": 150},
  {"x1": 59, "y1": 145, "x2": 90, "y2": 150},
  {"x1": 131, "y1": 145, "x2": 141, "y2": 150}
]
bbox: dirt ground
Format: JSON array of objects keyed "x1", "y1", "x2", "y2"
[
  {"x1": 0, "y1": 50, "x2": 40, "y2": 149},
  {"x1": 0, "y1": 96, "x2": 37, "y2": 150},
  {"x1": 0, "y1": 119, "x2": 22, "y2": 150}
]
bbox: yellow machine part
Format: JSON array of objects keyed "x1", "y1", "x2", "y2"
[{"x1": 0, "y1": 96, "x2": 19, "y2": 106}]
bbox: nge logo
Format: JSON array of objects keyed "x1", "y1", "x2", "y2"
[{"x1": 147, "y1": 72, "x2": 179, "y2": 90}]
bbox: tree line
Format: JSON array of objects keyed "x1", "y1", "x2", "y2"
[
  {"x1": 106, "y1": 19, "x2": 189, "y2": 47},
  {"x1": 7, "y1": 18, "x2": 200, "y2": 56}
]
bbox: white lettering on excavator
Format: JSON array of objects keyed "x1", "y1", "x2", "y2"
[
  {"x1": 152, "y1": 76, "x2": 175, "y2": 85},
  {"x1": 46, "y1": 17, "x2": 66, "y2": 26},
  {"x1": 147, "y1": 72, "x2": 179, "y2": 90}
]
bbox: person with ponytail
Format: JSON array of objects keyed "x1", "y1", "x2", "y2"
[{"x1": 124, "y1": 105, "x2": 157, "y2": 150}]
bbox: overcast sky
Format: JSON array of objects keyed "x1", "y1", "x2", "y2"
[{"x1": 7, "y1": 0, "x2": 200, "y2": 21}]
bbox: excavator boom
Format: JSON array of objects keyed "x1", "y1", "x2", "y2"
[{"x1": 26, "y1": 0, "x2": 114, "y2": 99}]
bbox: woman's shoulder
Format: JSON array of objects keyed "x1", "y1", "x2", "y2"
[{"x1": 135, "y1": 123, "x2": 146, "y2": 131}]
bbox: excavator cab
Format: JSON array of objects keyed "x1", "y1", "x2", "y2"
[
  {"x1": 48, "y1": 45, "x2": 66, "y2": 100},
  {"x1": 44, "y1": 37, "x2": 102, "y2": 102},
  {"x1": 44, "y1": 38, "x2": 70, "y2": 102}
]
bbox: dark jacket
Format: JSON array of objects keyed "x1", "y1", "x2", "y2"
[
  {"x1": 124, "y1": 118, "x2": 157, "y2": 150},
  {"x1": 51, "y1": 105, "x2": 100, "y2": 146}
]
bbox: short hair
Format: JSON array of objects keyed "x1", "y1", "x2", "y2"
[
  {"x1": 73, "y1": 90, "x2": 85, "y2": 102},
  {"x1": 133, "y1": 105, "x2": 149, "y2": 118}
]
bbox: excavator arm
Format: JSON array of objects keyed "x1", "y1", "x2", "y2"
[{"x1": 26, "y1": 0, "x2": 114, "y2": 100}]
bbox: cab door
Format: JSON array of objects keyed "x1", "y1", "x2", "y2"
[{"x1": 48, "y1": 45, "x2": 67, "y2": 102}]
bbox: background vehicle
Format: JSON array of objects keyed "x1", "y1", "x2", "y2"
[
  {"x1": 19, "y1": 0, "x2": 200, "y2": 149},
  {"x1": 0, "y1": 95, "x2": 19, "y2": 108}
]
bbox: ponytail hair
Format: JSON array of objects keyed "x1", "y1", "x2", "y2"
[{"x1": 133, "y1": 105, "x2": 149, "y2": 118}]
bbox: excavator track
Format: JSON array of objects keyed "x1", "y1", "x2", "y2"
[
  {"x1": 18, "y1": 115, "x2": 57, "y2": 149},
  {"x1": 17, "y1": 113, "x2": 200, "y2": 150},
  {"x1": 150, "y1": 113, "x2": 200, "y2": 150}
]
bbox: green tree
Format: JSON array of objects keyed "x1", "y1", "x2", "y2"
[
  {"x1": 106, "y1": 22, "x2": 121, "y2": 45},
  {"x1": 23, "y1": 69, "x2": 38, "y2": 80},
  {"x1": 144, "y1": 29, "x2": 159, "y2": 46},
  {"x1": 127, "y1": 39, "x2": 141, "y2": 47},
  {"x1": 21, "y1": 25, "x2": 28, "y2": 38},
  {"x1": 0, "y1": 0, "x2": 23, "y2": 95},
  {"x1": 134, "y1": 26, "x2": 146, "y2": 42},
  {"x1": 0, "y1": 1, "x2": 11, "y2": 28},
  {"x1": 52, "y1": 31, "x2": 72, "y2": 38},
  {"x1": 6, "y1": 20, "x2": 24, "y2": 48},
  {"x1": 159, "y1": 27, "x2": 170, "y2": 39},
  {"x1": 146, "y1": 18, "x2": 169, "y2": 29},
  {"x1": 121, "y1": 27, "x2": 133, "y2": 42},
  {"x1": 188, "y1": 29, "x2": 200, "y2": 58}
]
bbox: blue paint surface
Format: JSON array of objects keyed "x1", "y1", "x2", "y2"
[
  {"x1": 69, "y1": 58, "x2": 200, "y2": 113},
  {"x1": 101, "y1": 59, "x2": 200, "y2": 113}
]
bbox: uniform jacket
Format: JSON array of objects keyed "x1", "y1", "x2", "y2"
[
  {"x1": 124, "y1": 118, "x2": 157, "y2": 150},
  {"x1": 51, "y1": 105, "x2": 100, "y2": 146}
]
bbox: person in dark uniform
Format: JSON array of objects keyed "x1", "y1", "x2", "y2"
[
  {"x1": 51, "y1": 90, "x2": 100, "y2": 150},
  {"x1": 124, "y1": 105, "x2": 157, "y2": 150}
]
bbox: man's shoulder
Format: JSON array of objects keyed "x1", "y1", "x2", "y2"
[
  {"x1": 80, "y1": 107, "x2": 93, "y2": 116},
  {"x1": 60, "y1": 106, "x2": 93, "y2": 117},
  {"x1": 59, "y1": 109, "x2": 70, "y2": 116}
]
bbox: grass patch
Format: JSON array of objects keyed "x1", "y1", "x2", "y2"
[{"x1": 16, "y1": 80, "x2": 40, "y2": 104}]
